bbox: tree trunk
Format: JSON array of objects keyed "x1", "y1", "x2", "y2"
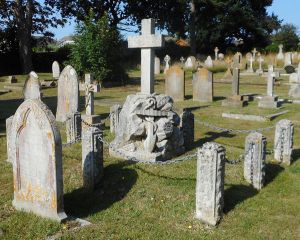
[
  {"x1": 18, "y1": 29, "x2": 32, "y2": 74},
  {"x1": 189, "y1": 0, "x2": 196, "y2": 56}
]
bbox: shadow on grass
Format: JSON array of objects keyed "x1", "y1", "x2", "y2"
[
  {"x1": 224, "y1": 184, "x2": 258, "y2": 214},
  {"x1": 265, "y1": 163, "x2": 284, "y2": 186},
  {"x1": 213, "y1": 96, "x2": 226, "y2": 102},
  {"x1": 64, "y1": 161, "x2": 137, "y2": 218},
  {"x1": 291, "y1": 149, "x2": 300, "y2": 165}
]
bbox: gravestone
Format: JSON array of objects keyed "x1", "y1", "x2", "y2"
[
  {"x1": 10, "y1": 99, "x2": 67, "y2": 222},
  {"x1": 196, "y1": 142, "x2": 225, "y2": 226},
  {"x1": 66, "y1": 112, "x2": 82, "y2": 143},
  {"x1": 180, "y1": 57, "x2": 185, "y2": 68},
  {"x1": 222, "y1": 53, "x2": 247, "y2": 107},
  {"x1": 289, "y1": 63, "x2": 300, "y2": 98},
  {"x1": 214, "y1": 47, "x2": 219, "y2": 60},
  {"x1": 246, "y1": 55, "x2": 254, "y2": 73},
  {"x1": 193, "y1": 68, "x2": 213, "y2": 102},
  {"x1": 7, "y1": 75, "x2": 17, "y2": 83},
  {"x1": 185, "y1": 56, "x2": 196, "y2": 69},
  {"x1": 110, "y1": 104, "x2": 122, "y2": 133},
  {"x1": 56, "y1": 65, "x2": 79, "y2": 122},
  {"x1": 204, "y1": 56, "x2": 213, "y2": 68},
  {"x1": 274, "y1": 119, "x2": 294, "y2": 165},
  {"x1": 6, "y1": 115, "x2": 14, "y2": 163},
  {"x1": 256, "y1": 54, "x2": 264, "y2": 75},
  {"x1": 154, "y1": 56, "x2": 161, "y2": 75},
  {"x1": 277, "y1": 44, "x2": 284, "y2": 60},
  {"x1": 128, "y1": 18, "x2": 164, "y2": 94},
  {"x1": 244, "y1": 132, "x2": 266, "y2": 190},
  {"x1": 23, "y1": 71, "x2": 42, "y2": 100},
  {"x1": 289, "y1": 63, "x2": 300, "y2": 83},
  {"x1": 258, "y1": 65, "x2": 279, "y2": 108},
  {"x1": 52, "y1": 61, "x2": 60, "y2": 80},
  {"x1": 83, "y1": 74, "x2": 101, "y2": 115},
  {"x1": 218, "y1": 53, "x2": 225, "y2": 60},
  {"x1": 164, "y1": 55, "x2": 171, "y2": 74},
  {"x1": 284, "y1": 52, "x2": 292, "y2": 66},
  {"x1": 252, "y1": 48, "x2": 257, "y2": 60},
  {"x1": 180, "y1": 109, "x2": 194, "y2": 149},
  {"x1": 165, "y1": 66, "x2": 185, "y2": 101},
  {"x1": 223, "y1": 57, "x2": 233, "y2": 79}
]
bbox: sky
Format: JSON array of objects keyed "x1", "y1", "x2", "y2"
[{"x1": 51, "y1": 0, "x2": 300, "y2": 40}]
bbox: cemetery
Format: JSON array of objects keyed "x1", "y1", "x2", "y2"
[{"x1": 0, "y1": 1, "x2": 300, "y2": 239}]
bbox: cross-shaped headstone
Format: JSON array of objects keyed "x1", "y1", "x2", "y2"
[
  {"x1": 164, "y1": 55, "x2": 171, "y2": 73},
  {"x1": 214, "y1": 47, "x2": 219, "y2": 60},
  {"x1": 180, "y1": 57, "x2": 185, "y2": 66},
  {"x1": 252, "y1": 48, "x2": 257, "y2": 60},
  {"x1": 267, "y1": 65, "x2": 275, "y2": 96},
  {"x1": 128, "y1": 18, "x2": 165, "y2": 94},
  {"x1": 232, "y1": 53, "x2": 241, "y2": 95},
  {"x1": 84, "y1": 74, "x2": 100, "y2": 115}
]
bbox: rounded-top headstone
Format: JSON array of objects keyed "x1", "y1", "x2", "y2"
[
  {"x1": 52, "y1": 61, "x2": 60, "y2": 79},
  {"x1": 23, "y1": 71, "x2": 41, "y2": 100}
]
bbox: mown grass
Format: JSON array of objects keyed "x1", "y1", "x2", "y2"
[{"x1": 0, "y1": 70, "x2": 300, "y2": 239}]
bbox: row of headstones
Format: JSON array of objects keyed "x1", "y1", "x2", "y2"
[{"x1": 197, "y1": 119, "x2": 294, "y2": 225}]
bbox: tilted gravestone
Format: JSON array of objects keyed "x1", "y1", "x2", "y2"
[
  {"x1": 274, "y1": 119, "x2": 294, "y2": 165},
  {"x1": 52, "y1": 61, "x2": 60, "y2": 80},
  {"x1": 165, "y1": 66, "x2": 185, "y2": 101},
  {"x1": 180, "y1": 109, "x2": 194, "y2": 149},
  {"x1": 244, "y1": 132, "x2": 266, "y2": 190},
  {"x1": 196, "y1": 142, "x2": 225, "y2": 226},
  {"x1": 23, "y1": 71, "x2": 42, "y2": 100},
  {"x1": 193, "y1": 68, "x2": 213, "y2": 102},
  {"x1": 56, "y1": 65, "x2": 79, "y2": 122},
  {"x1": 10, "y1": 99, "x2": 67, "y2": 221}
]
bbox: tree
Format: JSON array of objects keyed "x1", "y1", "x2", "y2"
[
  {"x1": 271, "y1": 24, "x2": 299, "y2": 51},
  {"x1": 69, "y1": 12, "x2": 127, "y2": 84},
  {"x1": 0, "y1": 0, "x2": 65, "y2": 73}
]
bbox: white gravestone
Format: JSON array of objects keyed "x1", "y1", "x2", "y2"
[
  {"x1": 154, "y1": 56, "x2": 161, "y2": 75},
  {"x1": 274, "y1": 119, "x2": 294, "y2": 165},
  {"x1": 56, "y1": 65, "x2": 79, "y2": 122},
  {"x1": 52, "y1": 61, "x2": 60, "y2": 80},
  {"x1": 204, "y1": 56, "x2": 213, "y2": 68},
  {"x1": 128, "y1": 18, "x2": 165, "y2": 94},
  {"x1": 164, "y1": 55, "x2": 171, "y2": 74},
  {"x1": 256, "y1": 54, "x2": 264, "y2": 75},
  {"x1": 23, "y1": 71, "x2": 42, "y2": 100},
  {"x1": 244, "y1": 132, "x2": 266, "y2": 190},
  {"x1": 252, "y1": 48, "x2": 257, "y2": 60},
  {"x1": 277, "y1": 44, "x2": 284, "y2": 60},
  {"x1": 284, "y1": 52, "x2": 292, "y2": 66},
  {"x1": 185, "y1": 56, "x2": 196, "y2": 69},
  {"x1": 196, "y1": 142, "x2": 225, "y2": 226},
  {"x1": 214, "y1": 47, "x2": 219, "y2": 60},
  {"x1": 10, "y1": 99, "x2": 67, "y2": 222}
]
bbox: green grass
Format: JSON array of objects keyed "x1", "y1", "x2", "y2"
[{"x1": 0, "y1": 70, "x2": 300, "y2": 239}]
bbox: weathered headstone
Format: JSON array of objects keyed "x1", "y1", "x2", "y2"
[
  {"x1": 165, "y1": 66, "x2": 185, "y2": 101},
  {"x1": 218, "y1": 53, "x2": 225, "y2": 60},
  {"x1": 180, "y1": 109, "x2": 194, "y2": 149},
  {"x1": 6, "y1": 115, "x2": 14, "y2": 163},
  {"x1": 277, "y1": 44, "x2": 284, "y2": 60},
  {"x1": 180, "y1": 57, "x2": 185, "y2": 68},
  {"x1": 66, "y1": 112, "x2": 82, "y2": 143},
  {"x1": 185, "y1": 56, "x2": 196, "y2": 69},
  {"x1": 289, "y1": 63, "x2": 300, "y2": 97},
  {"x1": 84, "y1": 74, "x2": 100, "y2": 115},
  {"x1": 204, "y1": 56, "x2": 213, "y2": 68},
  {"x1": 246, "y1": 55, "x2": 254, "y2": 73},
  {"x1": 10, "y1": 99, "x2": 67, "y2": 221},
  {"x1": 274, "y1": 119, "x2": 294, "y2": 165},
  {"x1": 110, "y1": 104, "x2": 122, "y2": 133},
  {"x1": 128, "y1": 18, "x2": 164, "y2": 94},
  {"x1": 52, "y1": 61, "x2": 60, "y2": 80},
  {"x1": 289, "y1": 63, "x2": 300, "y2": 83},
  {"x1": 196, "y1": 142, "x2": 225, "y2": 226},
  {"x1": 214, "y1": 47, "x2": 219, "y2": 61},
  {"x1": 284, "y1": 52, "x2": 292, "y2": 66},
  {"x1": 164, "y1": 55, "x2": 171, "y2": 74},
  {"x1": 193, "y1": 68, "x2": 213, "y2": 102},
  {"x1": 56, "y1": 65, "x2": 79, "y2": 122},
  {"x1": 23, "y1": 71, "x2": 42, "y2": 100},
  {"x1": 256, "y1": 54, "x2": 264, "y2": 75},
  {"x1": 154, "y1": 56, "x2": 161, "y2": 75},
  {"x1": 244, "y1": 132, "x2": 266, "y2": 190}
]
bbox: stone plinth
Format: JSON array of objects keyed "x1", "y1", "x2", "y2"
[
  {"x1": 222, "y1": 95, "x2": 248, "y2": 107},
  {"x1": 258, "y1": 96, "x2": 279, "y2": 109},
  {"x1": 244, "y1": 132, "x2": 266, "y2": 190},
  {"x1": 82, "y1": 115, "x2": 104, "y2": 190},
  {"x1": 109, "y1": 93, "x2": 185, "y2": 162},
  {"x1": 274, "y1": 119, "x2": 294, "y2": 165},
  {"x1": 193, "y1": 68, "x2": 213, "y2": 102},
  {"x1": 196, "y1": 142, "x2": 225, "y2": 226},
  {"x1": 165, "y1": 66, "x2": 185, "y2": 101}
]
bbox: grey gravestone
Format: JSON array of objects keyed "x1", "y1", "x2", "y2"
[
  {"x1": 66, "y1": 112, "x2": 82, "y2": 143},
  {"x1": 180, "y1": 109, "x2": 194, "y2": 149},
  {"x1": 10, "y1": 99, "x2": 67, "y2": 222},
  {"x1": 244, "y1": 132, "x2": 266, "y2": 190},
  {"x1": 23, "y1": 71, "x2": 42, "y2": 100},
  {"x1": 274, "y1": 119, "x2": 294, "y2": 165},
  {"x1": 196, "y1": 142, "x2": 225, "y2": 226},
  {"x1": 110, "y1": 104, "x2": 122, "y2": 133},
  {"x1": 56, "y1": 65, "x2": 79, "y2": 122},
  {"x1": 6, "y1": 115, "x2": 14, "y2": 163},
  {"x1": 154, "y1": 56, "x2": 160, "y2": 75},
  {"x1": 52, "y1": 61, "x2": 60, "y2": 80},
  {"x1": 82, "y1": 115, "x2": 104, "y2": 190},
  {"x1": 193, "y1": 68, "x2": 213, "y2": 102},
  {"x1": 165, "y1": 66, "x2": 185, "y2": 101}
]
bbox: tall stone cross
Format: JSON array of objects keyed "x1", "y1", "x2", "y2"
[
  {"x1": 128, "y1": 18, "x2": 165, "y2": 94},
  {"x1": 232, "y1": 53, "x2": 241, "y2": 95},
  {"x1": 180, "y1": 57, "x2": 185, "y2": 66},
  {"x1": 214, "y1": 47, "x2": 219, "y2": 60},
  {"x1": 252, "y1": 48, "x2": 257, "y2": 60},
  {"x1": 267, "y1": 65, "x2": 275, "y2": 96},
  {"x1": 84, "y1": 74, "x2": 100, "y2": 115}
]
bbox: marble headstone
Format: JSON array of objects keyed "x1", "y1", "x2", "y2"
[
  {"x1": 52, "y1": 61, "x2": 60, "y2": 80},
  {"x1": 165, "y1": 66, "x2": 185, "y2": 101},
  {"x1": 193, "y1": 68, "x2": 213, "y2": 102}
]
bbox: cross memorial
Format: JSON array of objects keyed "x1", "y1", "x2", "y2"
[
  {"x1": 180, "y1": 57, "x2": 185, "y2": 67},
  {"x1": 252, "y1": 48, "x2": 257, "y2": 60},
  {"x1": 214, "y1": 47, "x2": 219, "y2": 61},
  {"x1": 128, "y1": 19, "x2": 165, "y2": 94},
  {"x1": 84, "y1": 73, "x2": 100, "y2": 115}
]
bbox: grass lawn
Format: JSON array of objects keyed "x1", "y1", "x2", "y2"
[{"x1": 0, "y1": 70, "x2": 300, "y2": 239}]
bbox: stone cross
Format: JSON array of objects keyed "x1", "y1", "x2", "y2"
[
  {"x1": 274, "y1": 119, "x2": 294, "y2": 165},
  {"x1": 84, "y1": 73, "x2": 100, "y2": 116},
  {"x1": 214, "y1": 47, "x2": 219, "y2": 60},
  {"x1": 258, "y1": 55, "x2": 264, "y2": 71},
  {"x1": 232, "y1": 53, "x2": 241, "y2": 95},
  {"x1": 164, "y1": 54, "x2": 171, "y2": 73},
  {"x1": 252, "y1": 48, "x2": 257, "y2": 60},
  {"x1": 128, "y1": 18, "x2": 165, "y2": 94},
  {"x1": 244, "y1": 132, "x2": 266, "y2": 190},
  {"x1": 196, "y1": 142, "x2": 225, "y2": 226},
  {"x1": 180, "y1": 57, "x2": 185, "y2": 67},
  {"x1": 267, "y1": 65, "x2": 275, "y2": 96}
]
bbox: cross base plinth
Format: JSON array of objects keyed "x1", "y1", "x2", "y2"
[
  {"x1": 258, "y1": 96, "x2": 280, "y2": 109},
  {"x1": 222, "y1": 95, "x2": 248, "y2": 107}
]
